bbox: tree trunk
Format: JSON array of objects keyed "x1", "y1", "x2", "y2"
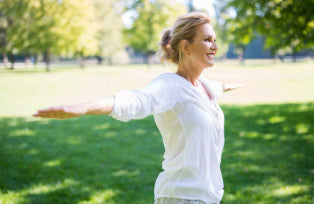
[
  {"x1": 34, "y1": 54, "x2": 38, "y2": 66},
  {"x1": 78, "y1": 54, "x2": 85, "y2": 68},
  {"x1": 274, "y1": 53, "x2": 284, "y2": 63},
  {"x1": 25, "y1": 55, "x2": 30, "y2": 68},
  {"x1": 96, "y1": 56, "x2": 103, "y2": 65},
  {"x1": 143, "y1": 54, "x2": 148, "y2": 64},
  {"x1": 237, "y1": 47, "x2": 245, "y2": 65},
  {"x1": 9, "y1": 53, "x2": 15, "y2": 70},
  {"x1": 238, "y1": 51, "x2": 244, "y2": 65},
  {"x1": 222, "y1": 53, "x2": 227, "y2": 61},
  {"x1": 147, "y1": 53, "x2": 154, "y2": 68},
  {"x1": 44, "y1": 48, "x2": 51, "y2": 72},
  {"x1": 2, "y1": 52, "x2": 10, "y2": 68},
  {"x1": 106, "y1": 57, "x2": 112, "y2": 65},
  {"x1": 292, "y1": 52, "x2": 297, "y2": 62}
]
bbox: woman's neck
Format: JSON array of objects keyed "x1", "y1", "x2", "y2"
[{"x1": 176, "y1": 61, "x2": 203, "y2": 87}]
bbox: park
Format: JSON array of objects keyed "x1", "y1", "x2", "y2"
[
  {"x1": 0, "y1": 0, "x2": 313, "y2": 203},
  {"x1": 1, "y1": 61, "x2": 313, "y2": 203}
]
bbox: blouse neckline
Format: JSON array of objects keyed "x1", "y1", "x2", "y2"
[{"x1": 167, "y1": 72, "x2": 214, "y2": 103}]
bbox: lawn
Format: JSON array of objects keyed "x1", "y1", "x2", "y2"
[{"x1": 0, "y1": 61, "x2": 313, "y2": 203}]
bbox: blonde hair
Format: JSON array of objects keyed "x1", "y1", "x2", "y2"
[{"x1": 159, "y1": 12, "x2": 211, "y2": 64}]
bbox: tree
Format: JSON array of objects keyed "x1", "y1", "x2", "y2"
[
  {"x1": 225, "y1": 0, "x2": 314, "y2": 61},
  {"x1": 0, "y1": 0, "x2": 98, "y2": 71},
  {"x1": 93, "y1": 0, "x2": 126, "y2": 65},
  {"x1": 213, "y1": 0, "x2": 230, "y2": 60},
  {"x1": 0, "y1": 0, "x2": 31, "y2": 69},
  {"x1": 124, "y1": 0, "x2": 186, "y2": 65},
  {"x1": 28, "y1": 0, "x2": 97, "y2": 70}
]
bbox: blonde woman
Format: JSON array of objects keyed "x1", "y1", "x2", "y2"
[{"x1": 33, "y1": 12, "x2": 242, "y2": 204}]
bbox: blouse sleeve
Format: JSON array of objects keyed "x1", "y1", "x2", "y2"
[{"x1": 109, "y1": 74, "x2": 178, "y2": 122}]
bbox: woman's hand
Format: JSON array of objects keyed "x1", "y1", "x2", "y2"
[
  {"x1": 222, "y1": 83, "x2": 244, "y2": 92},
  {"x1": 33, "y1": 97, "x2": 114, "y2": 119},
  {"x1": 33, "y1": 105, "x2": 86, "y2": 119}
]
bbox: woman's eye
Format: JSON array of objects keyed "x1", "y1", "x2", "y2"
[{"x1": 205, "y1": 37, "x2": 215, "y2": 43}]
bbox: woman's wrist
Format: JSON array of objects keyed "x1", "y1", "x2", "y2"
[{"x1": 85, "y1": 98, "x2": 114, "y2": 116}]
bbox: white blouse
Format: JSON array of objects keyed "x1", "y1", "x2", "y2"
[{"x1": 110, "y1": 73, "x2": 225, "y2": 203}]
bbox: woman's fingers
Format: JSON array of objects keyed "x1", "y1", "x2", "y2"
[
  {"x1": 33, "y1": 106, "x2": 68, "y2": 119},
  {"x1": 223, "y1": 83, "x2": 244, "y2": 92},
  {"x1": 236, "y1": 83, "x2": 244, "y2": 88},
  {"x1": 231, "y1": 83, "x2": 244, "y2": 90}
]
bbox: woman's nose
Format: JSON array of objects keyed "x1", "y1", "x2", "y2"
[{"x1": 211, "y1": 41, "x2": 218, "y2": 51}]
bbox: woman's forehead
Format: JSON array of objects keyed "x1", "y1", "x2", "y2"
[{"x1": 196, "y1": 23, "x2": 216, "y2": 38}]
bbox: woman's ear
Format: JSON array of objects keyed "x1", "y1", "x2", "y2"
[{"x1": 179, "y1": 40, "x2": 191, "y2": 55}]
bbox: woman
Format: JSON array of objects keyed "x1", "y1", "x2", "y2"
[{"x1": 33, "y1": 12, "x2": 242, "y2": 204}]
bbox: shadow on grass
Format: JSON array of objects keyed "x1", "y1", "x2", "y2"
[{"x1": 0, "y1": 102, "x2": 313, "y2": 204}]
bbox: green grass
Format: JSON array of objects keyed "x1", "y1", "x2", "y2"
[
  {"x1": 0, "y1": 116, "x2": 162, "y2": 204},
  {"x1": 0, "y1": 103, "x2": 313, "y2": 203},
  {"x1": 0, "y1": 62, "x2": 313, "y2": 203}
]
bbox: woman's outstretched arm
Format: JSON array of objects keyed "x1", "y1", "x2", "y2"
[{"x1": 32, "y1": 97, "x2": 114, "y2": 119}]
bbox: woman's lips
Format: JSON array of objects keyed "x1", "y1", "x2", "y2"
[{"x1": 206, "y1": 53, "x2": 215, "y2": 59}]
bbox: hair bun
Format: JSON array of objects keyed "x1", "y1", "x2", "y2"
[{"x1": 160, "y1": 28, "x2": 172, "y2": 48}]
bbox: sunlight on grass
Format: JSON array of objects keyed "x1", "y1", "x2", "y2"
[
  {"x1": 43, "y1": 160, "x2": 61, "y2": 167},
  {"x1": 244, "y1": 131, "x2": 259, "y2": 138},
  {"x1": 269, "y1": 116, "x2": 285, "y2": 124},
  {"x1": 94, "y1": 123, "x2": 111, "y2": 130},
  {"x1": 112, "y1": 169, "x2": 140, "y2": 177},
  {"x1": 79, "y1": 189, "x2": 118, "y2": 204},
  {"x1": 0, "y1": 191, "x2": 23, "y2": 204},
  {"x1": 295, "y1": 124, "x2": 310, "y2": 134},
  {"x1": 135, "y1": 128, "x2": 147, "y2": 135},
  {"x1": 273, "y1": 185, "x2": 308, "y2": 197},
  {"x1": 263, "y1": 133, "x2": 275, "y2": 140},
  {"x1": 27, "y1": 149, "x2": 39, "y2": 155},
  {"x1": 9, "y1": 128, "x2": 34, "y2": 137},
  {"x1": 236, "y1": 150, "x2": 256, "y2": 157},
  {"x1": 63, "y1": 137, "x2": 84, "y2": 145},
  {"x1": 0, "y1": 179, "x2": 78, "y2": 204},
  {"x1": 104, "y1": 131, "x2": 117, "y2": 138},
  {"x1": 25, "y1": 179, "x2": 77, "y2": 194}
]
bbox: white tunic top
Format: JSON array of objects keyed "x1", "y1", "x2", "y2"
[{"x1": 110, "y1": 73, "x2": 225, "y2": 203}]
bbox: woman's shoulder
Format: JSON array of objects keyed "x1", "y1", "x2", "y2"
[
  {"x1": 143, "y1": 73, "x2": 183, "y2": 97},
  {"x1": 150, "y1": 73, "x2": 180, "y2": 86},
  {"x1": 155, "y1": 72, "x2": 177, "y2": 80}
]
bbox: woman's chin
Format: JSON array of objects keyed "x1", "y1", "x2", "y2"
[{"x1": 205, "y1": 61, "x2": 214, "y2": 68}]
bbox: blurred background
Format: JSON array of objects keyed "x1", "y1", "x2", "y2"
[
  {"x1": 0, "y1": 0, "x2": 313, "y2": 70},
  {"x1": 0, "y1": 0, "x2": 313, "y2": 204}
]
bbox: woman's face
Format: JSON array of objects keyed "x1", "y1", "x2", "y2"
[{"x1": 188, "y1": 23, "x2": 217, "y2": 68}]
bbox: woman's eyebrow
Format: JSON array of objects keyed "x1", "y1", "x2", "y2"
[{"x1": 203, "y1": 35, "x2": 215, "y2": 38}]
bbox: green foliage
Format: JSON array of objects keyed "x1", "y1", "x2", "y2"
[
  {"x1": 0, "y1": 0, "x2": 128, "y2": 67},
  {"x1": 213, "y1": 1, "x2": 230, "y2": 59},
  {"x1": 212, "y1": 20, "x2": 229, "y2": 59},
  {"x1": 225, "y1": 0, "x2": 314, "y2": 55},
  {"x1": 93, "y1": 0, "x2": 126, "y2": 60},
  {"x1": 125, "y1": 0, "x2": 186, "y2": 56},
  {"x1": 0, "y1": 0, "x2": 30, "y2": 54}
]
